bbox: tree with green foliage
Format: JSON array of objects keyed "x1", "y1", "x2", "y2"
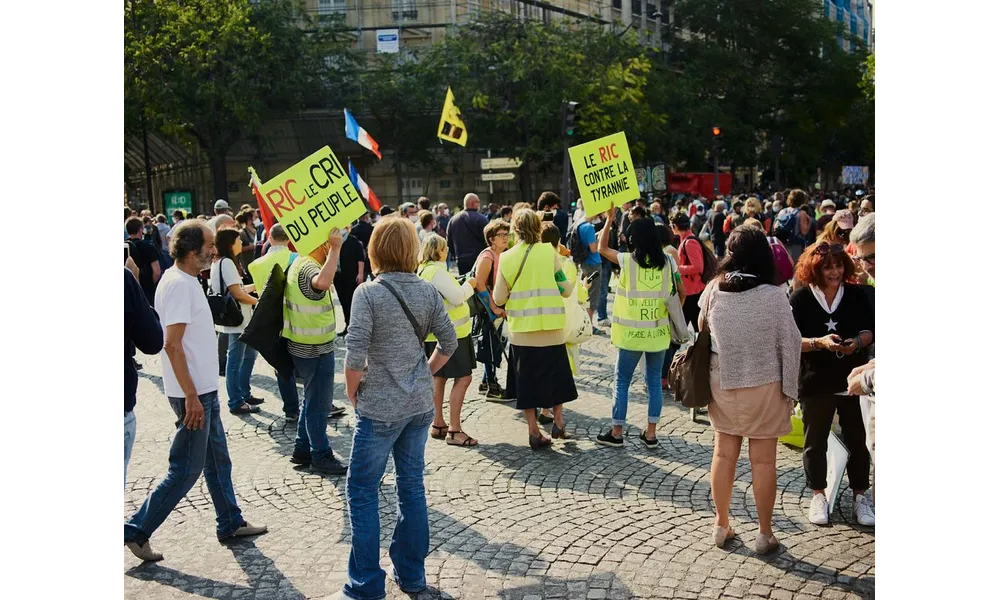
[
  {"x1": 861, "y1": 54, "x2": 874, "y2": 101},
  {"x1": 359, "y1": 56, "x2": 444, "y2": 201},
  {"x1": 668, "y1": 0, "x2": 872, "y2": 187},
  {"x1": 422, "y1": 14, "x2": 663, "y2": 202},
  {"x1": 125, "y1": 0, "x2": 359, "y2": 201}
]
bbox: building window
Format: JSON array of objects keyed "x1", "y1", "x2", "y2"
[
  {"x1": 392, "y1": 0, "x2": 418, "y2": 22},
  {"x1": 317, "y1": 0, "x2": 346, "y2": 16},
  {"x1": 439, "y1": 180, "x2": 452, "y2": 189},
  {"x1": 613, "y1": 0, "x2": 622, "y2": 9}
]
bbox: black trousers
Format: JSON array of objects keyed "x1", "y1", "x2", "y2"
[
  {"x1": 457, "y1": 257, "x2": 478, "y2": 277},
  {"x1": 683, "y1": 291, "x2": 702, "y2": 333},
  {"x1": 334, "y1": 277, "x2": 358, "y2": 329},
  {"x1": 218, "y1": 332, "x2": 227, "y2": 374},
  {"x1": 801, "y1": 392, "x2": 870, "y2": 492}
]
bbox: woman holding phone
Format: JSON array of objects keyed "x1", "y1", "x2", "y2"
[{"x1": 790, "y1": 241, "x2": 875, "y2": 528}]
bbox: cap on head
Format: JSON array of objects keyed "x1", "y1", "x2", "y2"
[
  {"x1": 833, "y1": 209, "x2": 855, "y2": 230},
  {"x1": 214, "y1": 199, "x2": 230, "y2": 211},
  {"x1": 821, "y1": 199, "x2": 837, "y2": 211}
]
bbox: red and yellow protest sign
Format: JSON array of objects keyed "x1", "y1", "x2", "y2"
[{"x1": 254, "y1": 146, "x2": 367, "y2": 256}]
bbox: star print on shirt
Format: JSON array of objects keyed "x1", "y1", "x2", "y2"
[{"x1": 824, "y1": 318, "x2": 838, "y2": 332}]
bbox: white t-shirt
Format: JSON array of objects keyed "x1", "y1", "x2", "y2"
[
  {"x1": 154, "y1": 267, "x2": 220, "y2": 398},
  {"x1": 209, "y1": 258, "x2": 253, "y2": 334}
]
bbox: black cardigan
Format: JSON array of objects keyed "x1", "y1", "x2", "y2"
[{"x1": 790, "y1": 284, "x2": 875, "y2": 397}]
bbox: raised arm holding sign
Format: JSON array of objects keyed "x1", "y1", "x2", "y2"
[
  {"x1": 568, "y1": 132, "x2": 639, "y2": 217},
  {"x1": 254, "y1": 146, "x2": 367, "y2": 256}
]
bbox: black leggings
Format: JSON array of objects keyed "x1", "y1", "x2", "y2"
[
  {"x1": 801, "y1": 393, "x2": 870, "y2": 491},
  {"x1": 683, "y1": 291, "x2": 702, "y2": 333}
]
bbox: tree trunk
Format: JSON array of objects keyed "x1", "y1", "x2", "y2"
[
  {"x1": 519, "y1": 159, "x2": 533, "y2": 205},
  {"x1": 394, "y1": 151, "x2": 404, "y2": 207},
  {"x1": 209, "y1": 149, "x2": 229, "y2": 208}
]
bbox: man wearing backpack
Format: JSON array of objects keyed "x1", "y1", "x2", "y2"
[
  {"x1": 670, "y1": 213, "x2": 715, "y2": 333},
  {"x1": 568, "y1": 213, "x2": 603, "y2": 333},
  {"x1": 773, "y1": 188, "x2": 816, "y2": 264}
]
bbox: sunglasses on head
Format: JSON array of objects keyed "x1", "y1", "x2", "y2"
[
  {"x1": 814, "y1": 242, "x2": 845, "y2": 256},
  {"x1": 835, "y1": 227, "x2": 852, "y2": 240}
]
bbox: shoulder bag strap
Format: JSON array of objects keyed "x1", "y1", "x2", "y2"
[
  {"x1": 507, "y1": 244, "x2": 534, "y2": 292},
  {"x1": 376, "y1": 278, "x2": 425, "y2": 345}
]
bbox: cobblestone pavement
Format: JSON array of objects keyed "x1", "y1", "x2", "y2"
[{"x1": 125, "y1": 305, "x2": 874, "y2": 600}]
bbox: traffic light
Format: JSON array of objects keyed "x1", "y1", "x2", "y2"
[
  {"x1": 564, "y1": 101, "x2": 579, "y2": 136},
  {"x1": 712, "y1": 126, "x2": 722, "y2": 139}
]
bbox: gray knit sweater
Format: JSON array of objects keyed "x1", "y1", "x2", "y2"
[
  {"x1": 345, "y1": 272, "x2": 458, "y2": 423},
  {"x1": 699, "y1": 280, "x2": 801, "y2": 401}
]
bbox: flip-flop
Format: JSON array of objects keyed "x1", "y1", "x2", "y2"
[{"x1": 430, "y1": 424, "x2": 448, "y2": 440}]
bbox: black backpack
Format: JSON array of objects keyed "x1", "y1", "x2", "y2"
[
  {"x1": 680, "y1": 236, "x2": 717, "y2": 284},
  {"x1": 567, "y1": 221, "x2": 590, "y2": 265}
]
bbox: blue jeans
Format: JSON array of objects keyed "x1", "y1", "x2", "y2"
[
  {"x1": 124, "y1": 391, "x2": 244, "y2": 542},
  {"x1": 292, "y1": 352, "x2": 335, "y2": 460},
  {"x1": 125, "y1": 410, "x2": 136, "y2": 488},
  {"x1": 598, "y1": 260, "x2": 613, "y2": 320},
  {"x1": 344, "y1": 410, "x2": 434, "y2": 600},
  {"x1": 612, "y1": 349, "x2": 666, "y2": 427},
  {"x1": 225, "y1": 333, "x2": 258, "y2": 410},
  {"x1": 276, "y1": 370, "x2": 300, "y2": 417}
]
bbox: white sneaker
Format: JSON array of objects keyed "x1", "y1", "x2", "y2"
[
  {"x1": 808, "y1": 494, "x2": 829, "y2": 525},
  {"x1": 854, "y1": 493, "x2": 875, "y2": 526},
  {"x1": 597, "y1": 318, "x2": 612, "y2": 327}
]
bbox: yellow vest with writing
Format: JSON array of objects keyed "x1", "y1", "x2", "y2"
[
  {"x1": 499, "y1": 242, "x2": 566, "y2": 333},
  {"x1": 281, "y1": 257, "x2": 337, "y2": 345},
  {"x1": 417, "y1": 262, "x2": 472, "y2": 341},
  {"x1": 611, "y1": 253, "x2": 672, "y2": 352},
  {"x1": 247, "y1": 247, "x2": 294, "y2": 294}
]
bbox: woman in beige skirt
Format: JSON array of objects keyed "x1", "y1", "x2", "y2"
[{"x1": 698, "y1": 225, "x2": 801, "y2": 554}]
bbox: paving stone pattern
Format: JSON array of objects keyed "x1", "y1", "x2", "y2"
[{"x1": 125, "y1": 301, "x2": 874, "y2": 599}]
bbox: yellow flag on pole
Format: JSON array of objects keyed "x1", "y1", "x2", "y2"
[{"x1": 437, "y1": 87, "x2": 468, "y2": 147}]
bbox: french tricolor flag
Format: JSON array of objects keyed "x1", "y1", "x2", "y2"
[
  {"x1": 344, "y1": 109, "x2": 382, "y2": 160},
  {"x1": 348, "y1": 160, "x2": 382, "y2": 212}
]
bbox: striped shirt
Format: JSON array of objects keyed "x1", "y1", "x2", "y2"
[{"x1": 287, "y1": 260, "x2": 337, "y2": 359}]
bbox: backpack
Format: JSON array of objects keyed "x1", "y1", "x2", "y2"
[
  {"x1": 567, "y1": 221, "x2": 590, "y2": 265},
  {"x1": 679, "y1": 236, "x2": 717, "y2": 284},
  {"x1": 774, "y1": 207, "x2": 814, "y2": 246},
  {"x1": 768, "y1": 236, "x2": 795, "y2": 283}
]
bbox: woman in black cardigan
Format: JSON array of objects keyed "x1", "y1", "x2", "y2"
[{"x1": 790, "y1": 242, "x2": 875, "y2": 528}]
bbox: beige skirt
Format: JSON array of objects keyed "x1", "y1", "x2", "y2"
[{"x1": 708, "y1": 355, "x2": 793, "y2": 439}]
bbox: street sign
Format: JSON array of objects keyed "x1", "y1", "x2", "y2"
[
  {"x1": 481, "y1": 172, "x2": 515, "y2": 181},
  {"x1": 481, "y1": 157, "x2": 522, "y2": 170}
]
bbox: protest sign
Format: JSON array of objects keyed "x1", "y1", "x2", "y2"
[
  {"x1": 568, "y1": 131, "x2": 638, "y2": 217},
  {"x1": 255, "y1": 146, "x2": 367, "y2": 256}
]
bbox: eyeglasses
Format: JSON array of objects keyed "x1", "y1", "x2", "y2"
[
  {"x1": 495, "y1": 232, "x2": 509, "y2": 238},
  {"x1": 858, "y1": 208, "x2": 873, "y2": 216},
  {"x1": 858, "y1": 252, "x2": 875, "y2": 265},
  {"x1": 814, "y1": 242, "x2": 845, "y2": 256}
]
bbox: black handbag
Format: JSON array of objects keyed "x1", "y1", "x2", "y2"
[{"x1": 207, "y1": 259, "x2": 244, "y2": 327}]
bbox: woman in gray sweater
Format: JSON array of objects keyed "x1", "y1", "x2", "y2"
[
  {"x1": 342, "y1": 217, "x2": 458, "y2": 599},
  {"x1": 698, "y1": 225, "x2": 801, "y2": 555}
]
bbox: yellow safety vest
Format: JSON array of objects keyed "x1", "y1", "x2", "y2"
[
  {"x1": 247, "y1": 247, "x2": 294, "y2": 293},
  {"x1": 417, "y1": 261, "x2": 472, "y2": 341},
  {"x1": 499, "y1": 242, "x2": 566, "y2": 333},
  {"x1": 611, "y1": 253, "x2": 672, "y2": 352},
  {"x1": 281, "y1": 256, "x2": 337, "y2": 345}
]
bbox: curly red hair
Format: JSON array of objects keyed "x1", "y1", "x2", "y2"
[{"x1": 794, "y1": 242, "x2": 856, "y2": 286}]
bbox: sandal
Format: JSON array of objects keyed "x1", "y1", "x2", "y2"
[
  {"x1": 446, "y1": 431, "x2": 478, "y2": 447},
  {"x1": 551, "y1": 422, "x2": 570, "y2": 439},
  {"x1": 430, "y1": 424, "x2": 448, "y2": 440},
  {"x1": 529, "y1": 434, "x2": 552, "y2": 450},
  {"x1": 713, "y1": 525, "x2": 736, "y2": 549}
]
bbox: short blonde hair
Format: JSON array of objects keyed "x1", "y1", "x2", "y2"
[
  {"x1": 369, "y1": 216, "x2": 419, "y2": 274},
  {"x1": 743, "y1": 217, "x2": 764, "y2": 230},
  {"x1": 483, "y1": 219, "x2": 510, "y2": 245},
  {"x1": 419, "y1": 233, "x2": 448, "y2": 264},
  {"x1": 744, "y1": 198, "x2": 762, "y2": 215},
  {"x1": 511, "y1": 209, "x2": 541, "y2": 244}
]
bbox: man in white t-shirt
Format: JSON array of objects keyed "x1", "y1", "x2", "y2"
[{"x1": 124, "y1": 220, "x2": 267, "y2": 563}]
